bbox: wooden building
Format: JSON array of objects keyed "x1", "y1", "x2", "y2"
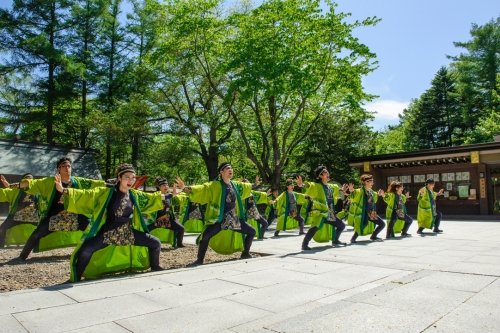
[{"x1": 349, "y1": 140, "x2": 500, "y2": 216}]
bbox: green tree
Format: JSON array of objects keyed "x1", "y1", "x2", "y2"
[{"x1": 223, "y1": 0, "x2": 378, "y2": 187}]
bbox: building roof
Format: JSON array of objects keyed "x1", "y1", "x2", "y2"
[
  {"x1": 350, "y1": 141, "x2": 500, "y2": 165},
  {"x1": 0, "y1": 139, "x2": 102, "y2": 179}
]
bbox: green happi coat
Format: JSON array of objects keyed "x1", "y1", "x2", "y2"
[
  {"x1": 148, "y1": 194, "x2": 184, "y2": 246},
  {"x1": 178, "y1": 193, "x2": 205, "y2": 233},
  {"x1": 0, "y1": 188, "x2": 39, "y2": 245},
  {"x1": 417, "y1": 187, "x2": 438, "y2": 229},
  {"x1": 187, "y1": 180, "x2": 253, "y2": 254},
  {"x1": 64, "y1": 187, "x2": 163, "y2": 281},
  {"x1": 25, "y1": 176, "x2": 105, "y2": 252},
  {"x1": 383, "y1": 192, "x2": 407, "y2": 234},
  {"x1": 275, "y1": 190, "x2": 308, "y2": 231},
  {"x1": 347, "y1": 188, "x2": 377, "y2": 236},
  {"x1": 303, "y1": 182, "x2": 340, "y2": 242},
  {"x1": 246, "y1": 190, "x2": 269, "y2": 239}
]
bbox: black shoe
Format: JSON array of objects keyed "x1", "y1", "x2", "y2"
[
  {"x1": 302, "y1": 244, "x2": 311, "y2": 250},
  {"x1": 299, "y1": 231, "x2": 306, "y2": 235},
  {"x1": 187, "y1": 260, "x2": 203, "y2": 267},
  {"x1": 401, "y1": 233, "x2": 412, "y2": 238},
  {"x1": 274, "y1": 231, "x2": 280, "y2": 237},
  {"x1": 370, "y1": 237, "x2": 383, "y2": 242},
  {"x1": 151, "y1": 265, "x2": 165, "y2": 271},
  {"x1": 240, "y1": 252, "x2": 252, "y2": 259},
  {"x1": 416, "y1": 229, "x2": 423, "y2": 235},
  {"x1": 332, "y1": 240, "x2": 346, "y2": 246},
  {"x1": 433, "y1": 229, "x2": 443, "y2": 233},
  {"x1": 350, "y1": 237, "x2": 357, "y2": 244},
  {"x1": 175, "y1": 244, "x2": 185, "y2": 249},
  {"x1": 7, "y1": 257, "x2": 26, "y2": 265}
]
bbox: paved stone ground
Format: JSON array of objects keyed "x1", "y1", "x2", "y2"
[{"x1": 1, "y1": 220, "x2": 499, "y2": 333}]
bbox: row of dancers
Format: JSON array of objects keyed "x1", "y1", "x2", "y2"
[{"x1": 0, "y1": 158, "x2": 444, "y2": 282}]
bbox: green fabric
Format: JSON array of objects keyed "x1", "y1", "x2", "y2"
[
  {"x1": 207, "y1": 229, "x2": 244, "y2": 254},
  {"x1": 177, "y1": 194, "x2": 204, "y2": 233},
  {"x1": 275, "y1": 191, "x2": 307, "y2": 231},
  {"x1": 188, "y1": 180, "x2": 252, "y2": 224},
  {"x1": 66, "y1": 187, "x2": 163, "y2": 281},
  {"x1": 313, "y1": 223, "x2": 335, "y2": 243},
  {"x1": 25, "y1": 176, "x2": 105, "y2": 252},
  {"x1": 1, "y1": 188, "x2": 40, "y2": 245},
  {"x1": 348, "y1": 188, "x2": 378, "y2": 236},
  {"x1": 303, "y1": 182, "x2": 339, "y2": 228},
  {"x1": 5, "y1": 223, "x2": 36, "y2": 245},
  {"x1": 302, "y1": 182, "x2": 340, "y2": 242},
  {"x1": 417, "y1": 187, "x2": 437, "y2": 229},
  {"x1": 82, "y1": 246, "x2": 150, "y2": 280},
  {"x1": 150, "y1": 228, "x2": 175, "y2": 246},
  {"x1": 247, "y1": 219, "x2": 262, "y2": 239},
  {"x1": 383, "y1": 192, "x2": 407, "y2": 234},
  {"x1": 189, "y1": 180, "x2": 252, "y2": 254}
]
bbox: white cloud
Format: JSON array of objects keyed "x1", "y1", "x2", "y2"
[{"x1": 365, "y1": 100, "x2": 409, "y2": 120}]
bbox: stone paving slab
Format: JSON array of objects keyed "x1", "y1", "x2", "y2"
[
  {"x1": 116, "y1": 298, "x2": 271, "y2": 333},
  {"x1": 0, "y1": 314, "x2": 28, "y2": 333},
  {"x1": 1, "y1": 220, "x2": 500, "y2": 333},
  {"x1": 0, "y1": 289, "x2": 76, "y2": 316},
  {"x1": 12, "y1": 293, "x2": 166, "y2": 333}
]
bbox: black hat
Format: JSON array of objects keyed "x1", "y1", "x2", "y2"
[
  {"x1": 314, "y1": 165, "x2": 327, "y2": 179},
  {"x1": 155, "y1": 177, "x2": 168, "y2": 188},
  {"x1": 217, "y1": 162, "x2": 232, "y2": 174},
  {"x1": 116, "y1": 163, "x2": 136, "y2": 177},
  {"x1": 21, "y1": 173, "x2": 33, "y2": 179},
  {"x1": 425, "y1": 178, "x2": 435, "y2": 185}
]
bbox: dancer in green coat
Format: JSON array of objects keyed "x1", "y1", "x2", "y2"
[
  {"x1": 176, "y1": 163, "x2": 256, "y2": 265},
  {"x1": 11, "y1": 158, "x2": 105, "y2": 261},
  {"x1": 273, "y1": 179, "x2": 308, "y2": 237},
  {"x1": 383, "y1": 181, "x2": 412, "y2": 239},
  {"x1": 417, "y1": 178, "x2": 444, "y2": 234},
  {"x1": 347, "y1": 174, "x2": 386, "y2": 243},
  {"x1": 0, "y1": 173, "x2": 39, "y2": 247},
  {"x1": 297, "y1": 166, "x2": 347, "y2": 250},
  {"x1": 63, "y1": 164, "x2": 164, "y2": 281}
]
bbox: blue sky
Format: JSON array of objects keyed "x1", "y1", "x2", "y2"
[{"x1": 1, "y1": 0, "x2": 498, "y2": 130}]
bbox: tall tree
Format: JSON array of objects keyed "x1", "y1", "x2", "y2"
[
  {"x1": 0, "y1": 0, "x2": 74, "y2": 143},
  {"x1": 151, "y1": 0, "x2": 236, "y2": 179},
  {"x1": 222, "y1": 0, "x2": 378, "y2": 187}
]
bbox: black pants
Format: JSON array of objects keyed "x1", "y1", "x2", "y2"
[
  {"x1": 267, "y1": 208, "x2": 277, "y2": 226},
  {"x1": 197, "y1": 221, "x2": 255, "y2": 263},
  {"x1": 302, "y1": 217, "x2": 345, "y2": 246},
  {"x1": 75, "y1": 229, "x2": 161, "y2": 280},
  {"x1": 387, "y1": 212, "x2": 413, "y2": 238},
  {"x1": 0, "y1": 219, "x2": 14, "y2": 247},
  {"x1": 150, "y1": 220, "x2": 184, "y2": 246},
  {"x1": 254, "y1": 216, "x2": 269, "y2": 239},
  {"x1": 351, "y1": 216, "x2": 385, "y2": 241},
  {"x1": 20, "y1": 215, "x2": 89, "y2": 260}
]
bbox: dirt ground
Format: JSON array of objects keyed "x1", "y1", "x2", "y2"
[{"x1": 0, "y1": 244, "x2": 259, "y2": 293}]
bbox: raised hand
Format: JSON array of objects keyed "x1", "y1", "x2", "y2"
[
  {"x1": 405, "y1": 191, "x2": 411, "y2": 199},
  {"x1": 54, "y1": 174, "x2": 64, "y2": 193},
  {"x1": 175, "y1": 176, "x2": 185, "y2": 190},
  {"x1": 255, "y1": 175, "x2": 261, "y2": 186},
  {"x1": 438, "y1": 188, "x2": 445, "y2": 196},
  {"x1": 295, "y1": 175, "x2": 303, "y2": 187},
  {"x1": 0, "y1": 175, "x2": 9, "y2": 188},
  {"x1": 348, "y1": 183, "x2": 355, "y2": 193},
  {"x1": 377, "y1": 189, "x2": 385, "y2": 196}
]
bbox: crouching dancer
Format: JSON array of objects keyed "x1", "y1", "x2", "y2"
[
  {"x1": 176, "y1": 163, "x2": 256, "y2": 265},
  {"x1": 64, "y1": 164, "x2": 164, "y2": 282}
]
